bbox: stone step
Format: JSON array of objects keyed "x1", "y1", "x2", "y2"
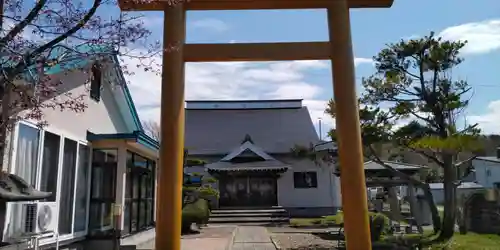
[
  {"x1": 210, "y1": 212, "x2": 288, "y2": 218},
  {"x1": 209, "y1": 216, "x2": 289, "y2": 224},
  {"x1": 209, "y1": 207, "x2": 289, "y2": 225},
  {"x1": 216, "y1": 206, "x2": 284, "y2": 209},
  {"x1": 211, "y1": 209, "x2": 287, "y2": 214}
]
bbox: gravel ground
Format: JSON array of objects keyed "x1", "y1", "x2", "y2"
[
  {"x1": 270, "y1": 233, "x2": 338, "y2": 250},
  {"x1": 266, "y1": 226, "x2": 339, "y2": 234}
]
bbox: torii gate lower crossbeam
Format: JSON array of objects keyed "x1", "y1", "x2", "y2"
[{"x1": 118, "y1": 1, "x2": 395, "y2": 249}]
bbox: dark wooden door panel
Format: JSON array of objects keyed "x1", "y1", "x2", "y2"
[{"x1": 219, "y1": 176, "x2": 277, "y2": 207}]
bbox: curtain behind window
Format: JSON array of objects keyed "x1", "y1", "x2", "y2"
[{"x1": 6, "y1": 124, "x2": 40, "y2": 239}]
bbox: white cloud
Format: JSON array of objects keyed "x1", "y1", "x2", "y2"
[
  {"x1": 123, "y1": 51, "x2": 371, "y2": 138},
  {"x1": 467, "y1": 100, "x2": 500, "y2": 134},
  {"x1": 190, "y1": 18, "x2": 230, "y2": 32},
  {"x1": 354, "y1": 57, "x2": 373, "y2": 66},
  {"x1": 141, "y1": 15, "x2": 164, "y2": 27},
  {"x1": 125, "y1": 58, "x2": 329, "y2": 123},
  {"x1": 402, "y1": 34, "x2": 420, "y2": 41},
  {"x1": 438, "y1": 19, "x2": 500, "y2": 54},
  {"x1": 402, "y1": 19, "x2": 500, "y2": 55}
]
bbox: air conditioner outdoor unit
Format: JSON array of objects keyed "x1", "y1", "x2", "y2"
[{"x1": 21, "y1": 202, "x2": 58, "y2": 236}]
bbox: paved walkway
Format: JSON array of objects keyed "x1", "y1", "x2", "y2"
[
  {"x1": 137, "y1": 236, "x2": 231, "y2": 250},
  {"x1": 231, "y1": 226, "x2": 276, "y2": 250},
  {"x1": 136, "y1": 226, "x2": 276, "y2": 250}
]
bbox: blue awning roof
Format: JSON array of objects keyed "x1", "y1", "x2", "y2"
[{"x1": 87, "y1": 130, "x2": 159, "y2": 152}]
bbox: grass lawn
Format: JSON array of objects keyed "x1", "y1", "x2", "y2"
[
  {"x1": 382, "y1": 231, "x2": 500, "y2": 249},
  {"x1": 289, "y1": 215, "x2": 341, "y2": 227},
  {"x1": 289, "y1": 211, "x2": 387, "y2": 228},
  {"x1": 425, "y1": 233, "x2": 500, "y2": 250},
  {"x1": 291, "y1": 212, "x2": 500, "y2": 249}
]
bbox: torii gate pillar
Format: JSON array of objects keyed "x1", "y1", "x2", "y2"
[{"x1": 118, "y1": 1, "x2": 394, "y2": 250}]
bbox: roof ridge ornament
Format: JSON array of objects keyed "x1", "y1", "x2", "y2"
[{"x1": 241, "y1": 134, "x2": 254, "y2": 144}]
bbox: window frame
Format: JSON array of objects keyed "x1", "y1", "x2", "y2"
[
  {"x1": 6, "y1": 121, "x2": 92, "y2": 245},
  {"x1": 122, "y1": 151, "x2": 156, "y2": 236},
  {"x1": 88, "y1": 148, "x2": 118, "y2": 236},
  {"x1": 293, "y1": 171, "x2": 318, "y2": 189},
  {"x1": 39, "y1": 131, "x2": 62, "y2": 202}
]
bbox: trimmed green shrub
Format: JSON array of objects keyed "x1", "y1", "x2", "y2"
[
  {"x1": 370, "y1": 214, "x2": 387, "y2": 241},
  {"x1": 197, "y1": 186, "x2": 220, "y2": 200},
  {"x1": 204, "y1": 177, "x2": 217, "y2": 184},
  {"x1": 181, "y1": 198, "x2": 210, "y2": 233},
  {"x1": 185, "y1": 159, "x2": 206, "y2": 166}
]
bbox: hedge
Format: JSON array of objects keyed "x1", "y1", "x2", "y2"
[{"x1": 181, "y1": 198, "x2": 210, "y2": 233}]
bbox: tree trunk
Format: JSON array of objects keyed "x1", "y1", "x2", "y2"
[
  {"x1": 0, "y1": 82, "x2": 11, "y2": 172},
  {"x1": 0, "y1": 89, "x2": 8, "y2": 243},
  {"x1": 407, "y1": 183, "x2": 424, "y2": 233},
  {"x1": 439, "y1": 154, "x2": 457, "y2": 240},
  {"x1": 421, "y1": 184, "x2": 442, "y2": 233},
  {"x1": 387, "y1": 187, "x2": 402, "y2": 221}
]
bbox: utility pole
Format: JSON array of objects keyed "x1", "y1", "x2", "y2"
[
  {"x1": 318, "y1": 118, "x2": 323, "y2": 141},
  {"x1": 0, "y1": 0, "x2": 4, "y2": 33}
]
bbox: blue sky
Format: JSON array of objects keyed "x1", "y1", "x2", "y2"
[{"x1": 122, "y1": 0, "x2": 500, "y2": 136}]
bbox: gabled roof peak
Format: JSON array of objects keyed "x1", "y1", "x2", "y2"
[
  {"x1": 241, "y1": 134, "x2": 254, "y2": 144},
  {"x1": 221, "y1": 141, "x2": 275, "y2": 162}
]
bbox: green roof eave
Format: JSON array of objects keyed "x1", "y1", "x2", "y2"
[
  {"x1": 87, "y1": 130, "x2": 159, "y2": 151},
  {"x1": 110, "y1": 55, "x2": 144, "y2": 132}
]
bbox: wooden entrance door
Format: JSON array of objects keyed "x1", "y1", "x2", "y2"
[
  {"x1": 249, "y1": 177, "x2": 277, "y2": 207},
  {"x1": 219, "y1": 176, "x2": 277, "y2": 207}
]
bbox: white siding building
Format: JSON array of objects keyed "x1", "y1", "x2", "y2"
[
  {"x1": 472, "y1": 149, "x2": 500, "y2": 189},
  {"x1": 1, "y1": 46, "x2": 159, "y2": 249}
]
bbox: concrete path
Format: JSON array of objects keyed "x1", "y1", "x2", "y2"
[
  {"x1": 231, "y1": 226, "x2": 276, "y2": 250},
  {"x1": 137, "y1": 235, "x2": 232, "y2": 250},
  {"x1": 136, "y1": 225, "x2": 276, "y2": 250}
]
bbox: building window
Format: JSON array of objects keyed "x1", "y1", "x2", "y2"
[
  {"x1": 6, "y1": 122, "x2": 90, "y2": 240},
  {"x1": 6, "y1": 123, "x2": 40, "y2": 239},
  {"x1": 89, "y1": 149, "x2": 117, "y2": 236},
  {"x1": 90, "y1": 63, "x2": 102, "y2": 102},
  {"x1": 15, "y1": 123, "x2": 40, "y2": 186},
  {"x1": 73, "y1": 144, "x2": 90, "y2": 232},
  {"x1": 40, "y1": 132, "x2": 60, "y2": 201},
  {"x1": 123, "y1": 151, "x2": 156, "y2": 235},
  {"x1": 58, "y1": 138, "x2": 78, "y2": 235},
  {"x1": 293, "y1": 172, "x2": 318, "y2": 188}
]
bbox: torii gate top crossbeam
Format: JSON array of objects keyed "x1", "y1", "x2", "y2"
[{"x1": 118, "y1": 0, "x2": 393, "y2": 11}]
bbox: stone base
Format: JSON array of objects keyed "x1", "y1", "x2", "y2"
[{"x1": 285, "y1": 207, "x2": 340, "y2": 218}]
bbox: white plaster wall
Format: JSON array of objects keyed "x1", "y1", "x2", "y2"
[
  {"x1": 22, "y1": 67, "x2": 129, "y2": 141},
  {"x1": 184, "y1": 156, "x2": 341, "y2": 209},
  {"x1": 276, "y1": 158, "x2": 340, "y2": 208},
  {"x1": 473, "y1": 159, "x2": 500, "y2": 188}
]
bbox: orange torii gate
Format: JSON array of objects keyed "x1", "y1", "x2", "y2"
[{"x1": 118, "y1": 0, "x2": 394, "y2": 249}]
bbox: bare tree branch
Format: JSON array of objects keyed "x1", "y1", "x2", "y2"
[
  {"x1": 6, "y1": 0, "x2": 103, "y2": 80},
  {"x1": 0, "y1": 0, "x2": 48, "y2": 45}
]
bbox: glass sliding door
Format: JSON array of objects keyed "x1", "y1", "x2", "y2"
[
  {"x1": 7, "y1": 123, "x2": 40, "y2": 238},
  {"x1": 73, "y1": 144, "x2": 90, "y2": 232},
  {"x1": 58, "y1": 138, "x2": 78, "y2": 234},
  {"x1": 89, "y1": 149, "x2": 117, "y2": 236},
  {"x1": 123, "y1": 151, "x2": 156, "y2": 235},
  {"x1": 6, "y1": 122, "x2": 92, "y2": 241},
  {"x1": 14, "y1": 123, "x2": 40, "y2": 185},
  {"x1": 40, "y1": 131, "x2": 61, "y2": 201},
  {"x1": 146, "y1": 160, "x2": 155, "y2": 225}
]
